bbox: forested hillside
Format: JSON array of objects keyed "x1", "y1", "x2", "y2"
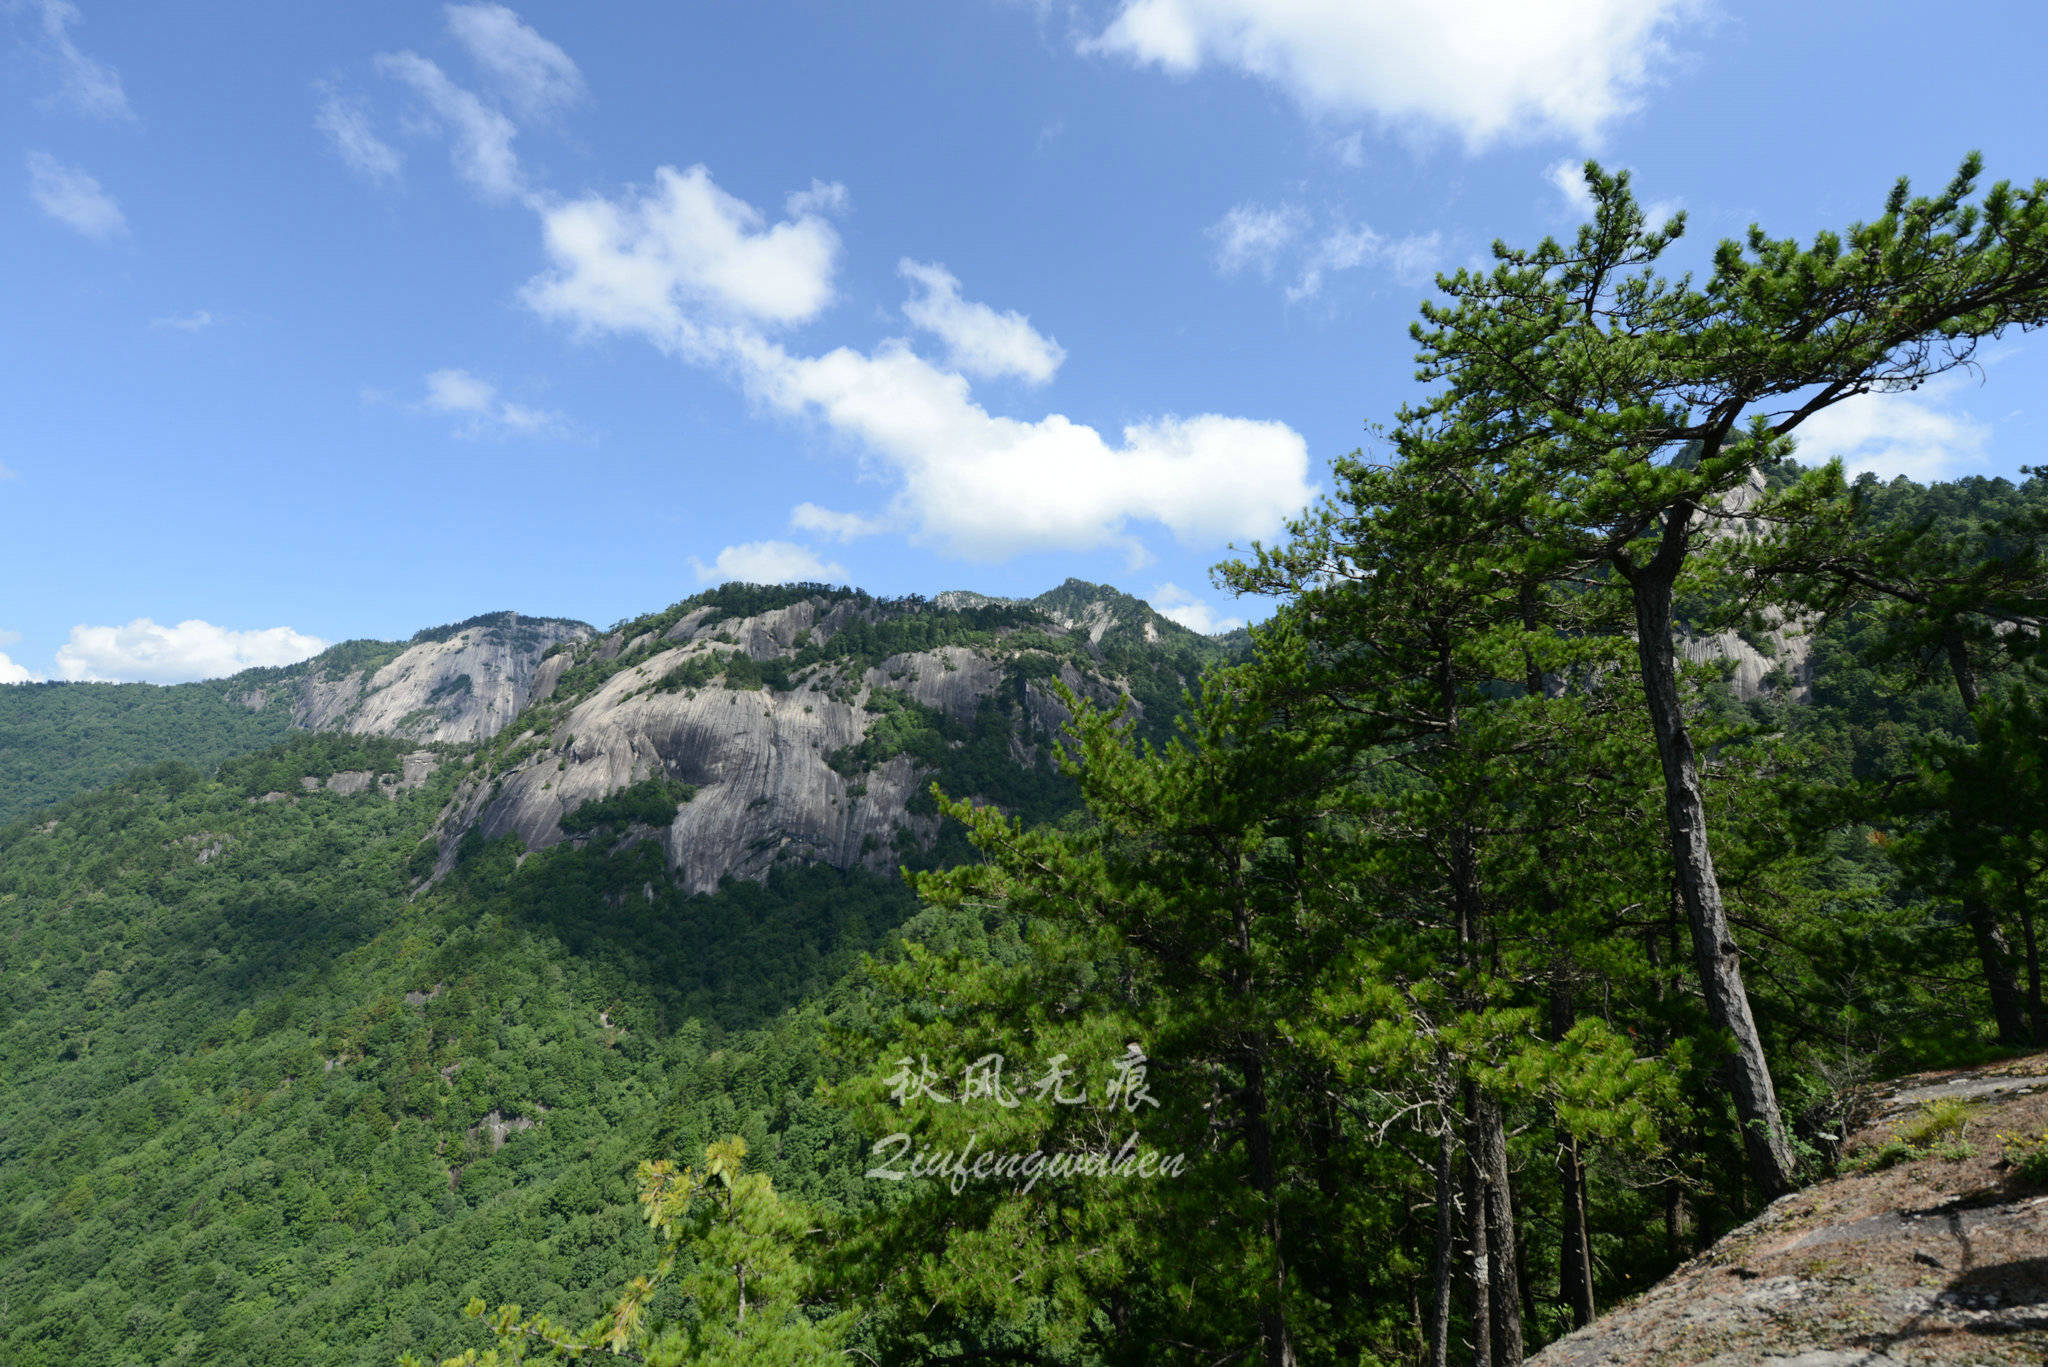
[{"x1": 2, "y1": 163, "x2": 2046, "y2": 1367}]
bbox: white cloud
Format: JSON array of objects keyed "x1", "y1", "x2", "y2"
[
  {"x1": 1083, "y1": 0, "x2": 1697, "y2": 148},
  {"x1": 29, "y1": 0, "x2": 131, "y2": 120},
  {"x1": 525, "y1": 163, "x2": 1315, "y2": 560},
  {"x1": 55, "y1": 619, "x2": 329, "y2": 683},
  {"x1": 1790, "y1": 376, "x2": 1992, "y2": 483},
  {"x1": 315, "y1": 85, "x2": 404, "y2": 183},
  {"x1": 151, "y1": 309, "x2": 214, "y2": 331},
  {"x1": 25, "y1": 151, "x2": 125, "y2": 239},
  {"x1": 1149, "y1": 582, "x2": 1244, "y2": 634},
  {"x1": 900, "y1": 259, "x2": 1066, "y2": 384},
  {"x1": 524, "y1": 164, "x2": 842, "y2": 338},
  {"x1": 445, "y1": 3, "x2": 585, "y2": 116},
  {"x1": 689, "y1": 540, "x2": 846, "y2": 585},
  {"x1": 0, "y1": 652, "x2": 41, "y2": 685},
  {"x1": 729, "y1": 333, "x2": 1313, "y2": 559},
  {"x1": 376, "y1": 50, "x2": 523, "y2": 201},
  {"x1": 1548, "y1": 159, "x2": 1595, "y2": 215},
  {"x1": 417, "y1": 367, "x2": 568, "y2": 438},
  {"x1": 1209, "y1": 201, "x2": 1307, "y2": 277},
  {"x1": 791, "y1": 502, "x2": 889, "y2": 541}
]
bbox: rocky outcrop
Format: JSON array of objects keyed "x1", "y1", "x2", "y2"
[
  {"x1": 427, "y1": 588, "x2": 1199, "y2": 892},
  {"x1": 1679, "y1": 613, "x2": 1815, "y2": 702},
  {"x1": 293, "y1": 614, "x2": 590, "y2": 743},
  {"x1": 446, "y1": 648, "x2": 939, "y2": 892},
  {"x1": 1532, "y1": 1055, "x2": 2048, "y2": 1365}
]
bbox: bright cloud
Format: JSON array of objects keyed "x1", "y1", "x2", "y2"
[
  {"x1": 526, "y1": 163, "x2": 1315, "y2": 560},
  {"x1": 25, "y1": 151, "x2": 125, "y2": 239},
  {"x1": 28, "y1": 0, "x2": 131, "y2": 120},
  {"x1": 690, "y1": 540, "x2": 846, "y2": 585},
  {"x1": 524, "y1": 164, "x2": 842, "y2": 340},
  {"x1": 1150, "y1": 582, "x2": 1244, "y2": 634},
  {"x1": 900, "y1": 259, "x2": 1066, "y2": 384},
  {"x1": 376, "y1": 50, "x2": 523, "y2": 201},
  {"x1": 1790, "y1": 376, "x2": 1992, "y2": 483},
  {"x1": 418, "y1": 367, "x2": 568, "y2": 437},
  {"x1": 0, "y1": 652, "x2": 41, "y2": 685},
  {"x1": 1083, "y1": 0, "x2": 1698, "y2": 148},
  {"x1": 55, "y1": 619, "x2": 329, "y2": 683},
  {"x1": 315, "y1": 85, "x2": 405, "y2": 183},
  {"x1": 445, "y1": 3, "x2": 585, "y2": 116},
  {"x1": 730, "y1": 333, "x2": 1313, "y2": 560}
]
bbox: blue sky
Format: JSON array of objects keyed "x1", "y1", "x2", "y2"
[{"x1": 5, "y1": 0, "x2": 2047, "y2": 683}]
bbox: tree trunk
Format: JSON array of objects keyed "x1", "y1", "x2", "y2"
[
  {"x1": 1430, "y1": 1098, "x2": 1458, "y2": 1367},
  {"x1": 1664, "y1": 1183, "x2": 1690, "y2": 1261},
  {"x1": 1475, "y1": 1094, "x2": 1525, "y2": 1367},
  {"x1": 1965, "y1": 896, "x2": 2032, "y2": 1046},
  {"x1": 1548, "y1": 988, "x2": 1595, "y2": 1328},
  {"x1": 1464, "y1": 1085, "x2": 1493, "y2": 1367},
  {"x1": 2021, "y1": 899, "x2": 2045, "y2": 1045},
  {"x1": 1630, "y1": 557, "x2": 1797, "y2": 1200}
]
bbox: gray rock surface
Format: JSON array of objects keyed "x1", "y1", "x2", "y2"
[
  {"x1": 293, "y1": 616, "x2": 589, "y2": 742},
  {"x1": 426, "y1": 590, "x2": 1193, "y2": 892}
]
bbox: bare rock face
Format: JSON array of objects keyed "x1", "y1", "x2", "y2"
[
  {"x1": 1679, "y1": 614, "x2": 1815, "y2": 702},
  {"x1": 429, "y1": 588, "x2": 1217, "y2": 892},
  {"x1": 293, "y1": 614, "x2": 590, "y2": 743},
  {"x1": 1676, "y1": 470, "x2": 1817, "y2": 702},
  {"x1": 454, "y1": 647, "x2": 939, "y2": 892}
]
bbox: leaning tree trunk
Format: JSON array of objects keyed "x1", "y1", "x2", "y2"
[{"x1": 1629, "y1": 542, "x2": 1797, "y2": 1200}]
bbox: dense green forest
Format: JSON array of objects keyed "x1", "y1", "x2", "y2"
[
  {"x1": 2, "y1": 159, "x2": 2046, "y2": 1366},
  {"x1": 0, "y1": 679, "x2": 295, "y2": 826}
]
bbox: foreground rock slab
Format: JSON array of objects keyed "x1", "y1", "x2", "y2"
[{"x1": 1534, "y1": 1055, "x2": 2048, "y2": 1365}]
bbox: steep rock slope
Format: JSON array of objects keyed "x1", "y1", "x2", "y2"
[
  {"x1": 283, "y1": 612, "x2": 591, "y2": 743},
  {"x1": 1533, "y1": 1055, "x2": 2048, "y2": 1365},
  {"x1": 432, "y1": 584, "x2": 1230, "y2": 891}
]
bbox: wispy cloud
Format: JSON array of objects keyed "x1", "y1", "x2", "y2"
[
  {"x1": 26, "y1": 151, "x2": 125, "y2": 239},
  {"x1": 791, "y1": 503, "x2": 889, "y2": 542},
  {"x1": 416, "y1": 367, "x2": 570, "y2": 438},
  {"x1": 315, "y1": 84, "x2": 404, "y2": 183},
  {"x1": 1209, "y1": 202, "x2": 1308, "y2": 278},
  {"x1": 1210, "y1": 200, "x2": 1441, "y2": 301},
  {"x1": 26, "y1": 0, "x2": 132, "y2": 120},
  {"x1": 151, "y1": 309, "x2": 214, "y2": 332},
  {"x1": 445, "y1": 2, "x2": 586, "y2": 117},
  {"x1": 376, "y1": 50, "x2": 523, "y2": 201}
]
